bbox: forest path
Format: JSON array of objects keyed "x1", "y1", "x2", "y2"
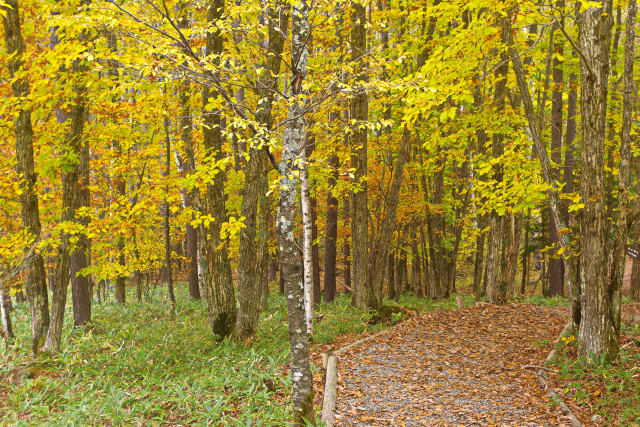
[{"x1": 334, "y1": 303, "x2": 571, "y2": 426}]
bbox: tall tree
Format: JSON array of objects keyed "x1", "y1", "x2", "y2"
[
  {"x1": 2, "y1": 0, "x2": 50, "y2": 354},
  {"x1": 200, "y1": 0, "x2": 236, "y2": 338},
  {"x1": 235, "y1": 0, "x2": 289, "y2": 341},
  {"x1": 576, "y1": 0, "x2": 616, "y2": 361},
  {"x1": 350, "y1": 0, "x2": 373, "y2": 309},
  {"x1": 276, "y1": 0, "x2": 315, "y2": 423}
]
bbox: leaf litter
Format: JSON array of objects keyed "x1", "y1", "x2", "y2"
[{"x1": 333, "y1": 303, "x2": 572, "y2": 426}]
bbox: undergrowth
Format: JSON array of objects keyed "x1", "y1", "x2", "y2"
[
  {"x1": 0, "y1": 285, "x2": 470, "y2": 425},
  {"x1": 551, "y1": 321, "x2": 640, "y2": 425}
]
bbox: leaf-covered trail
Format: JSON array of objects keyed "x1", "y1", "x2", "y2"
[{"x1": 335, "y1": 304, "x2": 570, "y2": 426}]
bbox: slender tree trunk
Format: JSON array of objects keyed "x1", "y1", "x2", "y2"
[
  {"x1": 311, "y1": 190, "x2": 321, "y2": 304},
  {"x1": 609, "y1": 0, "x2": 636, "y2": 356},
  {"x1": 502, "y1": 13, "x2": 579, "y2": 323},
  {"x1": 548, "y1": 6, "x2": 565, "y2": 297},
  {"x1": 576, "y1": 0, "x2": 616, "y2": 361},
  {"x1": 324, "y1": 153, "x2": 339, "y2": 302},
  {"x1": 343, "y1": 196, "x2": 351, "y2": 294},
  {"x1": 163, "y1": 106, "x2": 175, "y2": 306},
  {"x1": 70, "y1": 132, "x2": 91, "y2": 326},
  {"x1": 350, "y1": 0, "x2": 372, "y2": 309},
  {"x1": 301, "y1": 147, "x2": 314, "y2": 333},
  {"x1": 277, "y1": 2, "x2": 315, "y2": 423},
  {"x1": 368, "y1": 126, "x2": 410, "y2": 306},
  {"x1": 3, "y1": 0, "x2": 50, "y2": 355},
  {"x1": 0, "y1": 284, "x2": 14, "y2": 346},
  {"x1": 176, "y1": 5, "x2": 201, "y2": 300},
  {"x1": 631, "y1": 254, "x2": 640, "y2": 301}
]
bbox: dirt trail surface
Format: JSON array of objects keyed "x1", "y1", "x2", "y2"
[{"x1": 335, "y1": 303, "x2": 571, "y2": 426}]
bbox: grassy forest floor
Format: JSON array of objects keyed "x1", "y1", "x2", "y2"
[
  {"x1": 0, "y1": 281, "x2": 638, "y2": 425},
  {"x1": 0, "y1": 284, "x2": 471, "y2": 425}
]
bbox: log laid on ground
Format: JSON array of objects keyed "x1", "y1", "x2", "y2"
[{"x1": 321, "y1": 355, "x2": 338, "y2": 426}]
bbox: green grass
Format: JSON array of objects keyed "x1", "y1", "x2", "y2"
[
  {"x1": 0, "y1": 285, "x2": 471, "y2": 425},
  {"x1": 523, "y1": 294, "x2": 569, "y2": 307}
]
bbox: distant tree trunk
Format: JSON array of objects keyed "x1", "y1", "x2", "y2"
[
  {"x1": 520, "y1": 212, "x2": 530, "y2": 295},
  {"x1": 343, "y1": 196, "x2": 352, "y2": 294},
  {"x1": 473, "y1": 224, "x2": 486, "y2": 298},
  {"x1": 311, "y1": 192, "x2": 321, "y2": 304},
  {"x1": 277, "y1": 2, "x2": 315, "y2": 423},
  {"x1": 368, "y1": 126, "x2": 410, "y2": 305},
  {"x1": 610, "y1": 0, "x2": 636, "y2": 353},
  {"x1": 576, "y1": 0, "x2": 616, "y2": 361},
  {"x1": 3, "y1": 0, "x2": 50, "y2": 354},
  {"x1": 236, "y1": 1, "x2": 289, "y2": 341},
  {"x1": 387, "y1": 251, "x2": 395, "y2": 300},
  {"x1": 350, "y1": 0, "x2": 371, "y2": 309},
  {"x1": 163, "y1": 105, "x2": 175, "y2": 306},
  {"x1": 176, "y1": 5, "x2": 201, "y2": 300},
  {"x1": 486, "y1": 48, "x2": 508, "y2": 305},
  {"x1": 44, "y1": 35, "x2": 87, "y2": 352},
  {"x1": 258, "y1": 186, "x2": 270, "y2": 310},
  {"x1": 548, "y1": 6, "x2": 565, "y2": 297},
  {"x1": 324, "y1": 153, "x2": 339, "y2": 302},
  {"x1": 0, "y1": 284, "x2": 14, "y2": 345},
  {"x1": 70, "y1": 131, "x2": 92, "y2": 326},
  {"x1": 200, "y1": 0, "x2": 236, "y2": 338},
  {"x1": 412, "y1": 243, "x2": 423, "y2": 298}
]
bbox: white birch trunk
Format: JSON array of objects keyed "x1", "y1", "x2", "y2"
[{"x1": 300, "y1": 152, "x2": 313, "y2": 334}]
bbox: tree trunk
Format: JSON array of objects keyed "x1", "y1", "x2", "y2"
[
  {"x1": 609, "y1": 0, "x2": 636, "y2": 355},
  {"x1": 350, "y1": 0, "x2": 371, "y2": 309},
  {"x1": 368, "y1": 126, "x2": 410, "y2": 306},
  {"x1": 486, "y1": 48, "x2": 508, "y2": 305},
  {"x1": 3, "y1": 0, "x2": 50, "y2": 355},
  {"x1": 277, "y1": 2, "x2": 315, "y2": 423},
  {"x1": 324, "y1": 153, "x2": 339, "y2": 302},
  {"x1": 70, "y1": 131, "x2": 91, "y2": 326},
  {"x1": 343, "y1": 196, "x2": 352, "y2": 294},
  {"x1": 0, "y1": 283, "x2": 14, "y2": 346},
  {"x1": 44, "y1": 38, "x2": 87, "y2": 352},
  {"x1": 236, "y1": 2, "x2": 289, "y2": 341},
  {"x1": 200, "y1": 0, "x2": 236, "y2": 338},
  {"x1": 576, "y1": 0, "x2": 616, "y2": 361},
  {"x1": 163, "y1": 105, "x2": 175, "y2": 306},
  {"x1": 176, "y1": 14, "x2": 201, "y2": 299},
  {"x1": 301, "y1": 145, "x2": 314, "y2": 333},
  {"x1": 548, "y1": 7, "x2": 565, "y2": 297}
]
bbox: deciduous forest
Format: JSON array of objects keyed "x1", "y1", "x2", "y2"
[{"x1": 1, "y1": 0, "x2": 640, "y2": 424}]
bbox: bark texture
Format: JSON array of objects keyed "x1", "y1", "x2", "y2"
[
  {"x1": 3, "y1": 0, "x2": 50, "y2": 354},
  {"x1": 576, "y1": 0, "x2": 616, "y2": 361},
  {"x1": 200, "y1": 0, "x2": 236, "y2": 338},
  {"x1": 276, "y1": 2, "x2": 315, "y2": 423}
]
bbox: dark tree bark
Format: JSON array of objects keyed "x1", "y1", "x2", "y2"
[
  {"x1": 44, "y1": 36, "x2": 87, "y2": 352},
  {"x1": 177, "y1": 5, "x2": 201, "y2": 300},
  {"x1": 163, "y1": 106, "x2": 175, "y2": 306},
  {"x1": 486, "y1": 48, "x2": 508, "y2": 305},
  {"x1": 200, "y1": 0, "x2": 236, "y2": 338},
  {"x1": 343, "y1": 196, "x2": 352, "y2": 294},
  {"x1": 70, "y1": 130, "x2": 91, "y2": 326},
  {"x1": 324, "y1": 153, "x2": 339, "y2": 302},
  {"x1": 236, "y1": 1, "x2": 289, "y2": 341},
  {"x1": 3, "y1": 0, "x2": 50, "y2": 354},
  {"x1": 548, "y1": 5, "x2": 565, "y2": 297},
  {"x1": 349, "y1": 0, "x2": 372, "y2": 309}
]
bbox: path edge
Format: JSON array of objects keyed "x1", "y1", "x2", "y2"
[
  {"x1": 538, "y1": 320, "x2": 583, "y2": 427},
  {"x1": 319, "y1": 315, "x2": 419, "y2": 425}
]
